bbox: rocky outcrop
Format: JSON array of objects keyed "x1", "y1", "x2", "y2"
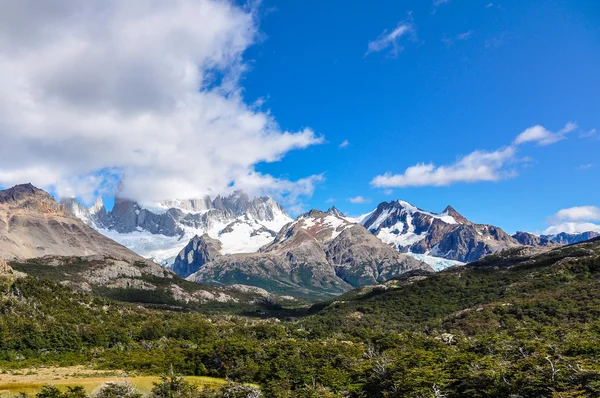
[
  {"x1": 0, "y1": 258, "x2": 12, "y2": 274},
  {"x1": 512, "y1": 231, "x2": 556, "y2": 247},
  {"x1": 173, "y1": 234, "x2": 222, "y2": 278},
  {"x1": 327, "y1": 225, "x2": 429, "y2": 286},
  {"x1": 188, "y1": 210, "x2": 431, "y2": 297},
  {"x1": 429, "y1": 224, "x2": 520, "y2": 263}
]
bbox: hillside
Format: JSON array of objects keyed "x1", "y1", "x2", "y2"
[
  {"x1": 1, "y1": 237, "x2": 600, "y2": 396},
  {"x1": 0, "y1": 184, "x2": 145, "y2": 261},
  {"x1": 0, "y1": 184, "x2": 295, "y2": 312}
]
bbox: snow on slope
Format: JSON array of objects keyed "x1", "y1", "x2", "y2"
[
  {"x1": 96, "y1": 211, "x2": 291, "y2": 266},
  {"x1": 405, "y1": 252, "x2": 464, "y2": 272}
]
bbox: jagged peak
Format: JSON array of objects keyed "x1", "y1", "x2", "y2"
[
  {"x1": 326, "y1": 206, "x2": 344, "y2": 217},
  {"x1": 442, "y1": 205, "x2": 468, "y2": 224},
  {"x1": 0, "y1": 183, "x2": 49, "y2": 203}
]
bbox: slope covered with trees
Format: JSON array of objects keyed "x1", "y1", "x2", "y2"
[{"x1": 1, "y1": 238, "x2": 600, "y2": 397}]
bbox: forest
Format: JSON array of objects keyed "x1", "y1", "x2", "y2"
[{"x1": 2, "y1": 239, "x2": 600, "y2": 397}]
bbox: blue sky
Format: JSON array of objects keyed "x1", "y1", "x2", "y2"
[
  {"x1": 0, "y1": 0, "x2": 598, "y2": 235},
  {"x1": 244, "y1": 0, "x2": 600, "y2": 233}
]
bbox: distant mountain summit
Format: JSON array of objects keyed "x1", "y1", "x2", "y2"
[
  {"x1": 63, "y1": 190, "x2": 291, "y2": 265},
  {"x1": 359, "y1": 200, "x2": 521, "y2": 263},
  {"x1": 186, "y1": 209, "x2": 432, "y2": 297},
  {"x1": 540, "y1": 231, "x2": 600, "y2": 245}
]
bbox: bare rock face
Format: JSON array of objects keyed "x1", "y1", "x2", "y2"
[
  {"x1": 0, "y1": 258, "x2": 12, "y2": 274},
  {"x1": 0, "y1": 184, "x2": 149, "y2": 262},
  {"x1": 429, "y1": 224, "x2": 521, "y2": 263},
  {"x1": 188, "y1": 210, "x2": 431, "y2": 297},
  {"x1": 512, "y1": 231, "x2": 557, "y2": 247},
  {"x1": 327, "y1": 225, "x2": 430, "y2": 286},
  {"x1": 172, "y1": 234, "x2": 222, "y2": 278}
]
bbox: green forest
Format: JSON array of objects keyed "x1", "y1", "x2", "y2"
[{"x1": 2, "y1": 239, "x2": 600, "y2": 397}]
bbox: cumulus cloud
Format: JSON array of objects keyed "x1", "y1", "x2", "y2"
[
  {"x1": 552, "y1": 206, "x2": 600, "y2": 223},
  {"x1": 371, "y1": 147, "x2": 517, "y2": 188},
  {"x1": 513, "y1": 122, "x2": 577, "y2": 146},
  {"x1": 371, "y1": 122, "x2": 578, "y2": 188},
  {"x1": 348, "y1": 196, "x2": 369, "y2": 204},
  {"x1": 0, "y1": 0, "x2": 323, "y2": 204},
  {"x1": 365, "y1": 18, "x2": 415, "y2": 57},
  {"x1": 339, "y1": 139, "x2": 350, "y2": 148},
  {"x1": 544, "y1": 206, "x2": 600, "y2": 235},
  {"x1": 544, "y1": 223, "x2": 600, "y2": 235}
]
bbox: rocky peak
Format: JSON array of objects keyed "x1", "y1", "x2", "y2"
[
  {"x1": 326, "y1": 206, "x2": 344, "y2": 218},
  {"x1": 0, "y1": 183, "x2": 64, "y2": 213},
  {"x1": 512, "y1": 231, "x2": 554, "y2": 247},
  {"x1": 172, "y1": 234, "x2": 222, "y2": 278},
  {"x1": 541, "y1": 231, "x2": 600, "y2": 245},
  {"x1": 159, "y1": 197, "x2": 213, "y2": 213},
  {"x1": 442, "y1": 205, "x2": 468, "y2": 224}
]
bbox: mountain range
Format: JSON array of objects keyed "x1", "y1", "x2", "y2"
[
  {"x1": 185, "y1": 208, "x2": 431, "y2": 296},
  {"x1": 2, "y1": 183, "x2": 598, "y2": 298},
  {"x1": 0, "y1": 184, "x2": 298, "y2": 306},
  {"x1": 62, "y1": 190, "x2": 292, "y2": 266}
]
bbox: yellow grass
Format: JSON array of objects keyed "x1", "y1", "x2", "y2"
[{"x1": 0, "y1": 366, "x2": 227, "y2": 396}]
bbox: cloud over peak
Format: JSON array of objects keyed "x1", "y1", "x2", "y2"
[
  {"x1": 544, "y1": 206, "x2": 600, "y2": 235},
  {"x1": 0, "y1": 0, "x2": 323, "y2": 204}
]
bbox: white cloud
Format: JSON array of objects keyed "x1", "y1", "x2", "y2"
[
  {"x1": 339, "y1": 139, "x2": 350, "y2": 148},
  {"x1": 442, "y1": 30, "x2": 473, "y2": 46},
  {"x1": 432, "y1": 0, "x2": 451, "y2": 14},
  {"x1": 365, "y1": 18, "x2": 414, "y2": 57},
  {"x1": 371, "y1": 121, "x2": 578, "y2": 188},
  {"x1": 0, "y1": 0, "x2": 323, "y2": 204},
  {"x1": 577, "y1": 164, "x2": 593, "y2": 171},
  {"x1": 552, "y1": 206, "x2": 600, "y2": 223},
  {"x1": 371, "y1": 146, "x2": 517, "y2": 188},
  {"x1": 544, "y1": 206, "x2": 600, "y2": 235},
  {"x1": 513, "y1": 122, "x2": 578, "y2": 146},
  {"x1": 543, "y1": 222, "x2": 600, "y2": 235},
  {"x1": 580, "y1": 128, "x2": 598, "y2": 139},
  {"x1": 348, "y1": 196, "x2": 369, "y2": 204}
]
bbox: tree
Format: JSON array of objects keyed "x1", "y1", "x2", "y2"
[{"x1": 96, "y1": 382, "x2": 142, "y2": 398}]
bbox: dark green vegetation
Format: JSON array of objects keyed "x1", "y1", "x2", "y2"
[
  {"x1": 2, "y1": 238, "x2": 600, "y2": 397},
  {"x1": 8, "y1": 256, "x2": 302, "y2": 315}
]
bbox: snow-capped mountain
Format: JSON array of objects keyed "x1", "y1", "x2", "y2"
[
  {"x1": 355, "y1": 200, "x2": 521, "y2": 265},
  {"x1": 186, "y1": 209, "x2": 432, "y2": 297},
  {"x1": 540, "y1": 231, "x2": 600, "y2": 245},
  {"x1": 63, "y1": 191, "x2": 292, "y2": 266}
]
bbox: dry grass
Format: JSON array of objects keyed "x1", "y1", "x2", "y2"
[{"x1": 0, "y1": 366, "x2": 227, "y2": 396}]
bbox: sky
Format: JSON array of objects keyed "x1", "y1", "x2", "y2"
[{"x1": 0, "y1": 0, "x2": 598, "y2": 235}]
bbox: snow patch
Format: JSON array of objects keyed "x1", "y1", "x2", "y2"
[{"x1": 406, "y1": 252, "x2": 464, "y2": 272}]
